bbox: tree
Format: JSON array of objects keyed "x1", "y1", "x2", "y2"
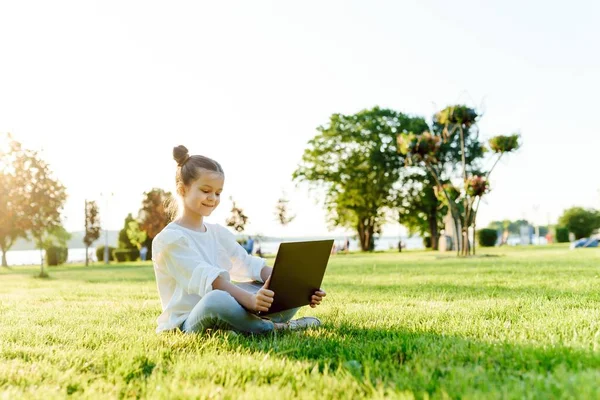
[
  {"x1": 399, "y1": 105, "x2": 520, "y2": 256},
  {"x1": 42, "y1": 225, "x2": 71, "y2": 266},
  {"x1": 558, "y1": 207, "x2": 600, "y2": 239},
  {"x1": 20, "y1": 147, "x2": 67, "y2": 276},
  {"x1": 42, "y1": 225, "x2": 71, "y2": 249},
  {"x1": 293, "y1": 107, "x2": 428, "y2": 251},
  {"x1": 397, "y1": 106, "x2": 488, "y2": 250},
  {"x1": 83, "y1": 200, "x2": 101, "y2": 266},
  {"x1": 275, "y1": 194, "x2": 296, "y2": 226},
  {"x1": 226, "y1": 196, "x2": 249, "y2": 233},
  {"x1": 119, "y1": 213, "x2": 137, "y2": 249},
  {"x1": 0, "y1": 134, "x2": 32, "y2": 267},
  {"x1": 139, "y1": 188, "x2": 172, "y2": 259},
  {"x1": 126, "y1": 220, "x2": 147, "y2": 250},
  {"x1": 397, "y1": 171, "x2": 446, "y2": 249}
]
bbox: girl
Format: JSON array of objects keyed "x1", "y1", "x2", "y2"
[{"x1": 152, "y1": 145, "x2": 326, "y2": 334}]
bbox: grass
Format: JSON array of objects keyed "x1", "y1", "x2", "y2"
[{"x1": 1, "y1": 245, "x2": 599, "y2": 399}]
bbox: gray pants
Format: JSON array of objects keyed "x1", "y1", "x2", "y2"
[{"x1": 181, "y1": 282, "x2": 299, "y2": 334}]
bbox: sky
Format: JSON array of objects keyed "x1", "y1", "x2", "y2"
[{"x1": 1, "y1": 0, "x2": 599, "y2": 237}]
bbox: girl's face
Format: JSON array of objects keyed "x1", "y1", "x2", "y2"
[{"x1": 182, "y1": 170, "x2": 224, "y2": 217}]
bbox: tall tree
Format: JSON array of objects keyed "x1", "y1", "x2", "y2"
[
  {"x1": 20, "y1": 148, "x2": 67, "y2": 276},
  {"x1": 83, "y1": 200, "x2": 101, "y2": 266},
  {"x1": 139, "y1": 188, "x2": 172, "y2": 259},
  {"x1": 399, "y1": 105, "x2": 520, "y2": 256},
  {"x1": 226, "y1": 196, "x2": 249, "y2": 233},
  {"x1": 0, "y1": 134, "x2": 31, "y2": 267},
  {"x1": 397, "y1": 105, "x2": 487, "y2": 250},
  {"x1": 293, "y1": 107, "x2": 428, "y2": 251}
]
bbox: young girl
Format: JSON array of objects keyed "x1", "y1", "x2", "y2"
[{"x1": 152, "y1": 145, "x2": 326, "y2": 334}]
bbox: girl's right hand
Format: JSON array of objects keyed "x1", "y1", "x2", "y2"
[{"x1": 249, "y1": 276, "x2": 274, "y2": 313}]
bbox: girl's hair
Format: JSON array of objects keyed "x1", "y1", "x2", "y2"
[{"x1": 166, "y1": 145, "x2": 225, "y2": 220}]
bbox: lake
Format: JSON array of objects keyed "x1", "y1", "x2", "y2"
[{"x1": 1, "y1": 236, "x2": 425, "y2": 266}]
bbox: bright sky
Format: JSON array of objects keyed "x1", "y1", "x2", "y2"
[{"x1": 1, "y1": 0, "x2": 599, "y2": 237}]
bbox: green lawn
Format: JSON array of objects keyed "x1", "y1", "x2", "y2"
[{"x1": 1, "y1": 245, "x2": 599, "y2": 399}]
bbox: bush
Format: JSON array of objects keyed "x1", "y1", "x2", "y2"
[
  {"x1": 558, "y1": 207, "x2": 600, "y2": 239},
  {"x1": 423, "y1": 236, "x2": 432, "y2": 249},
  {"x1": 46, "y1": 246, "x2": 68, "y2": 266},
  {"x1": 477, "y1": 229, "x2": 498, "y2": 247},
  {"x1": 556, "y1": 227, "x2": 570, "y2": 243},
  {"x1": 96, "y1": 246, "x2": 116, "y2": 262},
  {"x1": 112, "y1": 248, "x2": 140, "y2": 262}
]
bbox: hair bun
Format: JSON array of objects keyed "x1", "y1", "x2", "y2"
[{"x1": 173, "y1": 145, "x2": 190, "y2": 167}]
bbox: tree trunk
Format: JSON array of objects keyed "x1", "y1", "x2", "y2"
[
  {"x1": 472, "y1": 223, "x2": 477, "y2": 255},
  {"x1": 357, "y1": 218, "x2": 375, "y2": 251},
  {"x1": 428, "y1": 207, "x2": 439, "y2": 250},
  {"x1": 85, "y1": 245, "x2": 89, "y2": 266},
  {"x1": 449, "y1": 208, "x2": 462, "y2": 256},
  {"x1": 1, "y1": 238, "x2": 13, "y2": 267},
  {"x1": 39, "y1": 247, "x2": 45, "y2": 277}
]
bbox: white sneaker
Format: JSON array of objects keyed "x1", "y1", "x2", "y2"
[{"x1": 286, "y1": 317, "x2": 321, "y2": 331}]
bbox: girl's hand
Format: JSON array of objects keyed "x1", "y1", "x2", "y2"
[
  {"x1": 310, "y1": 289, "x2": 326, "y2": 308},
  {"x1": 249, "y1": 277, "x2": 274, "y2": 313}
]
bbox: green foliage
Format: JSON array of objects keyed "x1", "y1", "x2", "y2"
[
  {"x1": 397, "y1": 131, "x2": 441, "y2": 163},
  {"x1": 46, "y1": 246, "x2": 68, "y2": 266},
  {"x1": 489, "y1": 134, "x2": 520, "y2": 153},
  {"x1": 126, "y1": 220, "x2": 147, "y2": 250},
  {"x1": 42, "y1": 225, "x2": 71, "y2": 250},
  {"x1": 422, "y1": 236, "x2": 432, "y2": 248},
  {"x1": 477, "y1": 229, "x2": 498, "y2": 247},
  {"x1": 119, "y1": 214, "x2": 138, "y2": 249},
  {"x1": 558, "y1": 207, "x2": 600, "y2": 239},
  {"x1": 555, "y1": 227, "x2": 570, "y2": 243},
  {"x1": 96, "y1": 246, "x2": 116, "y2": 262},
  {"x1": 294, "y1": 107, "x2": 428, "y2": 251},
  {"x1": 113, "y1": 249, "x2": 140, "y2": 262},
  {"x1": 466, "y1": 176, "x2": 490, "y2": 197},
  {"x1": 397, "y1": 171, "x2": 446, "y2": 249},
  {"x1": 435, "y1": 105, "x2": 478, "y2": 128}
]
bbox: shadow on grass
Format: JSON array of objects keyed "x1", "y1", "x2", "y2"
[{"x1": 207, "y1": 324, "x2": 600, "y2": 397}]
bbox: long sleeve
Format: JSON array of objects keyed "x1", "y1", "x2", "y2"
[
  {"x1": 216, "y1": 225, "x2": 266, "y2": 282},
  {"x1": 153, "y1": 230, "x2": 230, "y2": 297}
]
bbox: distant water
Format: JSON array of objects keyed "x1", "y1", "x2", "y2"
[
  {"x1": 255, "y1": 237, "x2": 423, "y2": 255},
  {"x1": 0, "y1": 237, "x2": 424, "y2": 266},
  {"x1": 1, "y1": 248, "x2": 96, "y2": 266}
]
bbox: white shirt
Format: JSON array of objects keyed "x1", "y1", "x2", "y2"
[{"x1": 152, "y1": 221, "x2": 266, "y2": 333}]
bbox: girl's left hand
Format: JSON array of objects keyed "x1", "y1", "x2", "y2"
[{"x1": 310, "y1": 289, "x2": 326, "y2": 308}]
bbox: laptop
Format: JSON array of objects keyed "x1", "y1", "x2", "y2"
[{"x1": 238, "y1": 239, "x2": 334, "y2": 315}]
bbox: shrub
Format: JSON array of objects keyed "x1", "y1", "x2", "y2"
[
  {"x1": 423, "y1": 236, "x2": 432, "y2": 248},
  {"x1": 555, "y1": 227, "x2": 570, "y2": 243},
  {"x1": 477, "y1": 229, "x2": 498, "y2": 247},
  {"x1": 96, "y1": 246, "x2": 116, "y2": 262},
  {"x1": 46, "y1": 246, "x2": 68, "y2": 266},
  {"x1": 113, "y1": 248, "x2": 140, "y2": 262}
]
